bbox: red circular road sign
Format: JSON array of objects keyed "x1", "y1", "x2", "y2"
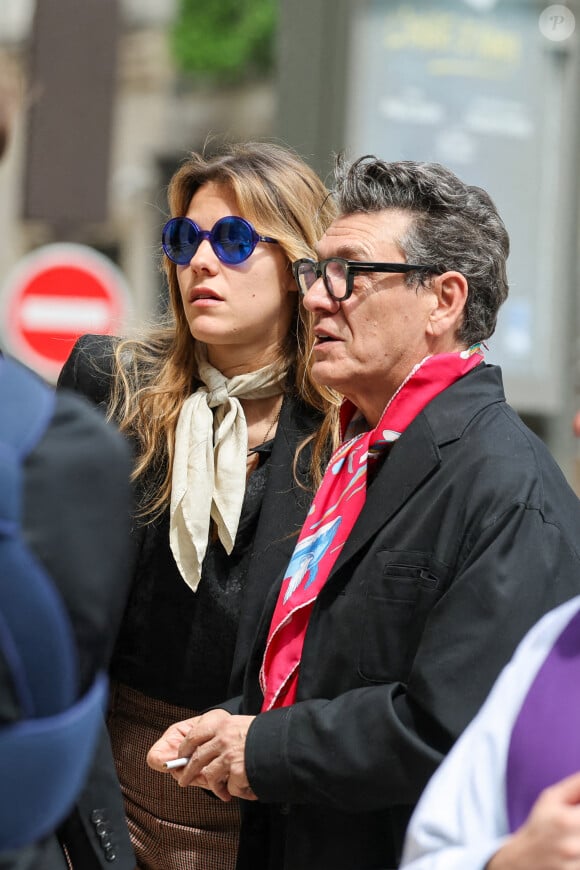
[{"x1": 0, "y1": 243, "x2": 132, "y2": 381}]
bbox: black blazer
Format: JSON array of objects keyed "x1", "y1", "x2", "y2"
[
  {"x1": 57, "y1": 333, "x2": 324, "y2": 867},
  {"x1": 59, "y1": 334, "x2": 322, "y2": 701},
  {"x1": 226, "y1": 364, "x2": 580, "y2": 870}
]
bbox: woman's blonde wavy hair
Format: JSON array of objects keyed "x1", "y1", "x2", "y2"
[{"x1": 107, "y1": 141, "x2": 340, "y2": 520}]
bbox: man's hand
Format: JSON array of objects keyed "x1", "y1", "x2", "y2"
[
  {"x1": 147, "y1": 709, "x2": 257, "y2": 802},
  {"x1": 487, "y1": 771, "x2": 580, "y2": 870}
]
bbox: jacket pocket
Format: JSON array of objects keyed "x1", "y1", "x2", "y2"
[{"x1": 357, "y1": 551, "x2": 447, "y2": 683}]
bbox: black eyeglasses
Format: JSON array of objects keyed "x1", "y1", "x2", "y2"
[
  {"x1": 292, "y1": 257, "x2": 436, "y2": 301},
  {"x1": 162, "y1": 215, "x2": 279, "y2": 266}
]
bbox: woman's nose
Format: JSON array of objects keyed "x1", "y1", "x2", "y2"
[{"x1": 188, "y1": 238, "x2": 218, "y2": 271}]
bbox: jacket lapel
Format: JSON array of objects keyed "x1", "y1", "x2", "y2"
[
  {"x1": 229, "y1": 395, "x2": 321, "y2": 694},
  {"x1": 332, "y1": 414, "x2": 440, "y2": 574},
  {"x1": 249, "y1": 396, "x2": 320, "y2": 581},
  {"x1": 331, "y1": 364, "x2": 505, "y2": 577}
]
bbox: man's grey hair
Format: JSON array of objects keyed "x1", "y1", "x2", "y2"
[{"x1": 332, "y1": 155, "x2": 510, "y2": 345}]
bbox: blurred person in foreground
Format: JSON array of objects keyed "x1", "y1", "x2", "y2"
[
  {"x1": 401, "y1": 593, "x2": 580, "y2": 870},
  {"x1": 148, "y1": 156, "x2": 580, "y2": 870},
  {"x1": 0, "y1": 109, "x2": 135, "y2": 868},
  {"x1": 59, "y1": 142, "x2": 338, "y2": 870}
]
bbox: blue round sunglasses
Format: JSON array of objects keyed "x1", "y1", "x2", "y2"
[{"x1": 162, "y1": 215, "x2": 279, "y2": 266}]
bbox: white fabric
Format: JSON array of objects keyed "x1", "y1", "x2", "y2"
[
  {"x1": 170, "y1": 345, "x2": 286, "y2": 593},
  {"x1": 401, "y1": 594, "x2": 580, "y2": 870}
]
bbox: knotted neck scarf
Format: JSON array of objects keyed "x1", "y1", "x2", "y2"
[
  {"x1": 170, "y1": 344, "x2": 287, "y2": 593},
  {"x1": 260, "y1": 345, "x2": 484, "y2": 711}
]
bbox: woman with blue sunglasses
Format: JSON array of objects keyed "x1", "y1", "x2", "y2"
[{"x1": 59, "y1": 141, "x2": 338, "y2": 870}]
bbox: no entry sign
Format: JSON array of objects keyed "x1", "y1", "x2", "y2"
[{"x1": 0, "y1": 243, "x2": 132, "y2": 381}]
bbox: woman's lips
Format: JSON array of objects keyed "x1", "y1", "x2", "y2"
[{"x1": 189, "y1": 288, "x2": 223, "y2": 304}]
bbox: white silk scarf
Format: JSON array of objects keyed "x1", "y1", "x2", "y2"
[{"x1": 170, "y1": 345, "x2": 286, "y2": 592}]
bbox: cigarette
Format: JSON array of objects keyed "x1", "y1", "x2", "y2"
[{"x1": 163, "y1": 756, "x2": 191, "y2": 770}]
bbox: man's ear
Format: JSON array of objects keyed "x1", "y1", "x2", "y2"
[{"x1": 426, "y1": 271, "x2": 468, "y2": 339}]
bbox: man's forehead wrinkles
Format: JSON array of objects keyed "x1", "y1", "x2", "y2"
[
  {"x1": 316, "y1": 242, "x2": 371, "y2": 260},
  {"x1": 317, "y1": 211, "x2": 407, "y2": 261},
  {"x1": 317, "y1": 227, "x2": 377, "y2": 260}
]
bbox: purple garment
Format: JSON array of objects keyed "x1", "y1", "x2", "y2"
[{"x1": 507, "y1": 607, "x2": 580, "y2": 831}]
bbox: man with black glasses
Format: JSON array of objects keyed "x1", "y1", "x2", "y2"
[{"x1": 149, "y1": 156, "x2": 580, "y2": 870}]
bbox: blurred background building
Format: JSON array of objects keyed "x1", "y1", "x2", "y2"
[{"x1": 1, "y1": 0, "x2": 580, "y2": 485}]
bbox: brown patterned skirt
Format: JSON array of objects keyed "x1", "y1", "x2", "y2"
[{"x1": 108, "y1": 682, "x2": 241, "y2": 870}]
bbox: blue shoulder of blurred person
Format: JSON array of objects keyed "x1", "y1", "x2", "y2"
[{"x1": 0, "y1": 352, "x2": 135, "y2": 870}]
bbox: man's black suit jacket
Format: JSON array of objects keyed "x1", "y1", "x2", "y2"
[{"x1": 222, "y1": 364, "x2": 580, "y2": 870}]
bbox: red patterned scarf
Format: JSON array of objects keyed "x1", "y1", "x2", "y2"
[{"x1": 260, "y1": 347, "x2": 484, "y2": 711}]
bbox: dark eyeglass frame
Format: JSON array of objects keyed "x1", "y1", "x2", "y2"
[
  {"x1": 292, "y1": 257, "x2": 436, "y2": 301},
  {"x1": 162, "y1": 215, "x2": 279, "y2": 266}
]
